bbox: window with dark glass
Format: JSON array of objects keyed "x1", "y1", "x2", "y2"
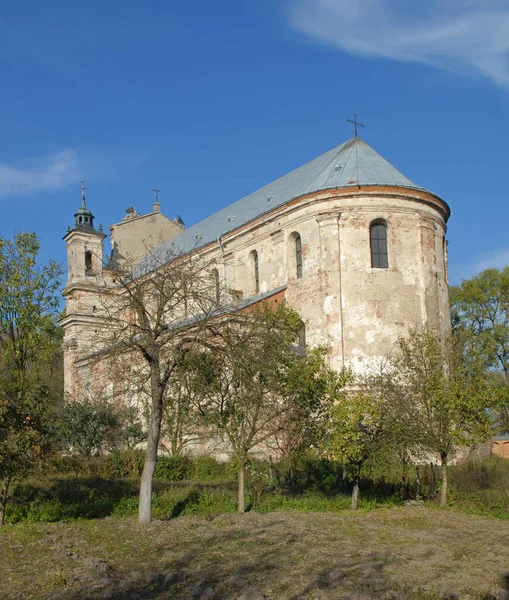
[
  {"x1": 295, "y1": 235, "x2": 303, "y2": 279},
  {"x1": 370, "y1": 222, "x2": 388, "y2": 268},
  {"x1": 252, "y1": 251, "x2": 259, "y2": 294}
]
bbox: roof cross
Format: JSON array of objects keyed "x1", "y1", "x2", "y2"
[
  {"x1": 80, "y1": 179, "x2": 87, "y2": 205},
  {"x1": 152, "y1": 186, "x2": 161, "y2": 203},
  {"x1": 346, "y1": 112, "x2": 365, "y2": 138}
]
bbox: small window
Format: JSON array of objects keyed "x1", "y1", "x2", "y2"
[
  {"x1": 370, "y1": 221, "x2": 388, "y2": 269},
  {"x1": 85, "y1": 251, "x2": 93, "y2": 273},
  {"x1": 249, "y1": 250, "x2": 259, "y2": 294},
  {"x1": 295, "y1": 235, "x2": 303, "y2": 279}
]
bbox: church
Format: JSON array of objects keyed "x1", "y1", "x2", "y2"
[{"x1": 61, "y1": 134, "x2": 451, "y2": 403}]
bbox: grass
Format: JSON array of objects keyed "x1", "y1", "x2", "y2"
[
  {"x1": 5, "y1": 454, "x2": 509, "y2": 524},
  {"x1": 1, "y1": 507, "x2": 509, "y2": 599}
]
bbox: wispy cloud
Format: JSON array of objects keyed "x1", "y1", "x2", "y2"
[
  {"x1": 287, "y1": 0, "x2": 509, "y2": 88},
  {"x1": 0, "y1": 149, "x2": 79, "y2": 198},
  {"x1": 471, "y1": 248, "x2": 509, "y2": 274},
  {"x1": 0, "y1": 149, "x2": 151, "y2": 199},
  {"x1": 451, "y1": 247, "x2": 509, "y2": 283}
]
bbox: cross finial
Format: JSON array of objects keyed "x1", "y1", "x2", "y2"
[
  {"x1": 152, "y1": 187, "x2": 161, "y2": 203},
  {"x1": 80, "y1": 179, "x2": 87, "y2": 206},
  {"x1": 346, "y1": 112, "x2": 365, "y2": 138}
]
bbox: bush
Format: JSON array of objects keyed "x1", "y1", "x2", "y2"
[
  {"x1": 154, "y1": 455, "x2": 192, "y2": 481},
  {"x1": 103, "y1": 451, "x2": 144, "y2": 479},
  {"x1": 192, "y1": 455, "x2": 230, "y2": 482}
]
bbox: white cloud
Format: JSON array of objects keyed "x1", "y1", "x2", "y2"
[
  {"x1": 0, "y1": 149, "x2": 80, "y2": 198},
  {"x1": 0, "y1": 149, "x2": 151, "y2": 199},
  {"x1": 287, "y1": 0, "x2": 509, "y2": 88}
]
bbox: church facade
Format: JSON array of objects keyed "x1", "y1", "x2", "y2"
[{"x1": 62, "y1": 136, "x2": 451, "y2": 402}]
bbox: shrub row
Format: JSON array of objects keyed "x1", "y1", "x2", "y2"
[{"x1": 40, "y1": 452, "x2": 240, "y2": 483}]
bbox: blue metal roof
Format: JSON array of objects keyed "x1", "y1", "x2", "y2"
[{"x1": 135, "y1": 137, "x2": 432, "y2": 276}]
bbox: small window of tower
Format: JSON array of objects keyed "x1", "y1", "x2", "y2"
[{"x1": 85, "y1": 251, "x2": 93, "y2": 273}]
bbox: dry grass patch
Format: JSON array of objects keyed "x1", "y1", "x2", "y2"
[{"x1": 1, "y1": 506, "x2": 508, "y2": 599}]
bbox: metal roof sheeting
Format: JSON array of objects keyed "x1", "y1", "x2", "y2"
[{"x1": 134, "y1": 137, "x2": 430, "y2": 277}]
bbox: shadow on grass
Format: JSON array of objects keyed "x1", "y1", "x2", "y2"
[{"x1": 41, "y1": 518, "x2": 508, "y2": 600}]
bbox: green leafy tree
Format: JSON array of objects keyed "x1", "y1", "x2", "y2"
[
  {"x1": 392, "y1": 328, "x2": 493, "y2": 507},
  {"x1": 326, "y1": 367, "x2": 393, "y2": 509},
  {"x1": 450, "y1": 268, "x2": 509, "y2": 433},
  {"x1": 0, "y1": 233, "x2": 62, "y2": 524},
  {"x1": 58, "y1": 398, "x2": 119, "y2": 456},
  {"x1": 189, "y1": 304, "x2": 340, "y2": 513}
]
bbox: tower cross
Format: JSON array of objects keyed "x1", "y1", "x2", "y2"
[
  {"x1": 152, "y1": 186, "x2": 161, "y2": 203},
  {"x1": 80, "y1": 179, "x2": 87, "y2": 205},
  {"x1": 346, "y1": 112, "x2": 365, "y2": 138}
]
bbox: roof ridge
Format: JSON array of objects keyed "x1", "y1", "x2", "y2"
[{"x1": 134, "y1": 137, "x2": 436, "y2": 277}]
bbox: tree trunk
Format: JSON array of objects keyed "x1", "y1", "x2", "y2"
[
  {"x1": 440, "y1": 454, "x2": 448, "y2": 508},
  {"x1": 138, "y1": 380, "x2": 164, "y2": 526},
  {"x1": 0, "y1": 477, "x2": 11, "y2": 526},
  {"x1": 238, "y1": 461, "x2": 246, "y2": 513},
  {"x1": 351, "y1": 477, "x2": 360, "y2": 510},
  {"x1": 415, "y1": 465, "x2": 421, "y2": 501}
]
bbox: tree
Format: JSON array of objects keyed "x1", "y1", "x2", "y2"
[
  {"x1": 187, "y1": 304, "x2": 340, "y2": 513},
  {"x1": 450, "y1": 268, "x2": 509, "y2": 433},
  {"x1": 58, "y1": 398, "x2": 119, "y2": 456},
  {"x1": 392, "y1": 328, "x2": 493, "y2": 507},
  {"x1": 94, "y1": 247, "x2": 221, "y2": 525},
  {"x1": 0, "y1": 233, "x2": 62, "y2": 525},
  {"x1": 326, "y1": 366, "x2": 396, "y2": 510}
]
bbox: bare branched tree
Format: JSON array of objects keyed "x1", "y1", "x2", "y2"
[{"x1": 88, "y1": 245, "x2": 224, "y2": 525}]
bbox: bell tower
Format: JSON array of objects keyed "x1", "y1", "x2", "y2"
[
  {"x1": 64, "y1": 180, "x2": 106, "y2": 285},
  {"x1": 61, "y1": 180, "x2": 107, "y2": 398}
]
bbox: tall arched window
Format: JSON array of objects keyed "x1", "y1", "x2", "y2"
[
  {"x1": 211, "y1": 268, "x2": 220, "y2": 303},
  {"x1": 370, "y1": 221, "x2": 388, "y2": 269},
  {"x1": 249, "y1": 250, "x2": 259, "y2": 294},
  {"x1": 295, "y1": 234, "x2": 303, "y2": 279},
  {"x1": 85, "y1": 250, "x2": 93, "y2": 273}
]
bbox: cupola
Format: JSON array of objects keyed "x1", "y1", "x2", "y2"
[{"x1": 74, "y1": 179, "x2": 95, "y2": 229}]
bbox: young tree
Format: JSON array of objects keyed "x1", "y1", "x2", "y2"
[
  {"x1": 94, "y1": 248, "x2": 221, "y2": 525},
  {"x1": 0, "y1": 233, "x2": 62, "y2": 525},
  {"x1": 188, "y1": 304, "x2": 339, "y2": 513},
  {"x1": 326, "y1": 366, "x2": 396, "y2": 510},
  {"x1": 392, "y1": 328, "x2": 493, "y2": 507}
]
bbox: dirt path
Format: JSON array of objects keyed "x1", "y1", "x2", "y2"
[{"x1": 2, "y1": 506, "x2": 508, "y2": 599}]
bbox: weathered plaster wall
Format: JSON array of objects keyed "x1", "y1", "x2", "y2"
[{"x1": 62, "y1": 186, "x2": 450, "y2": 402}]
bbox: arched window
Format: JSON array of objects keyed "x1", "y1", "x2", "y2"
[
  {"x1": 211, "y1": 268, "x2": 220, "y2": 303},
  {"x1": 295, "y1": 234, "x2": 303, "y2": 279},
  {"x1": 370, "y1": 221, "x2": 388, "y2": 269},
  {"x1": 85, "y1": 250, "x2": 93, "y2": 273},
  {"x1": 249, "y1": 250, "x2": 259, "y2": 294}
]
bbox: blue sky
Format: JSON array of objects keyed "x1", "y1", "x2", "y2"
[{"x1": 1, "y1": 0, "x2": 508, "y2": 285}]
